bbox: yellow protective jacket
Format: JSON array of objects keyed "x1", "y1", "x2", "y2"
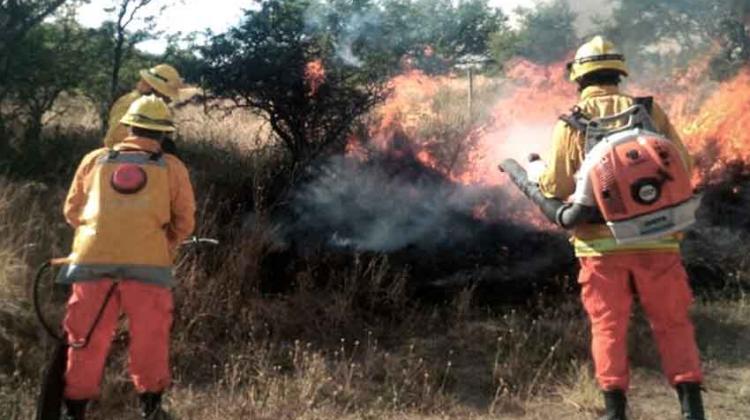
[
  {"x1": 538, "y1": 85, "x2": 693, "y2": 257},
  {"x1": 103, "y1": 91, "x2": 142, "y2": 147},
  {"x1": 61, "y1": 137, "x2": 196, "y2": 286}
]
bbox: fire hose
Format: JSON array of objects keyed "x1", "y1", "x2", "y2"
[
  {"x1": 497, "y1": 157, "x2": 600, "y2": 228},
  {"x1": 33, "y1": 236, "x2": 219, "y2": 420}
]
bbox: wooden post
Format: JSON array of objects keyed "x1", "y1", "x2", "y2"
[{"x1": 468, "y1": 67, "x2": 474, "y2": 119}]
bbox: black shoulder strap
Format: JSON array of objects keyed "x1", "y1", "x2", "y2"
[
  {"x1": 559, "y1": 105, "x2": 593, "y2": 133},
  {"x1": 107, "y1": 148, "x2": 163, "y2": 162},
  {"x1": 634, "y1": 96, "x2": 654, "y2": 114}
]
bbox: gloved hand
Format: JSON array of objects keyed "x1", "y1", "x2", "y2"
[{"x1": 526, "y1": 153, "x2": 547, "y2": 184}]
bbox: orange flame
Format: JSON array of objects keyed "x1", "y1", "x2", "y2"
[
  {"x1": 354, "y1": 54, "x2": 750, "y2": 228},
  {"x1": 670, "y1": 68, "x2": 750, "y2": 182},
  {"x1": 305, "y1": 59, "x2": 326, "y2": 96},
  {"x1": 461, "y1": 59, "x2": 576, "y2": 186},
  {"x1": 371, "y1": 70, "x2": 444, "y2": 148}
]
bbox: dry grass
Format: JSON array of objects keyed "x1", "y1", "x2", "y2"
[
  {"x1": 1, "y1": 79, "x2": 749, "y2": 420},
  {"x1": 176, "y1": 104, "x2": 271, "y2": 151},
  {"x1": 1, "y1": 184, "x2": 748, "y2": 420}
]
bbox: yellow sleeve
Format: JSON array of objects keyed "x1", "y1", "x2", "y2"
[
  {"x1": 166, "y1": 156, "x2": 196, "y2": 251},
  {"x1": 63, "y1": 149, "x2": 106, "y2": 227},
  {"x1": 651, "y1": 102, "x2": 693, "y2": 171},
  {"x1": 538, "y1": 120, "x2": 581, "y2": 199}
]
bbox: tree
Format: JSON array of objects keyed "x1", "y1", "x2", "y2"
[
  {"x1": 200, "y1": 0, "x2": 508, "y2": 168},
  {"x1": 422, "y1": 0, "x2": 506, "y2": 59},
  {"x1": 599, "y1": 0, "x2": 750, "y2": 80},
  {"x1": 0, "y1": 4, "x2": 89, "y2": 143},
  {"x1": 9, "y1": 21, "x2": 89, "y2": 140},
  {"x1": 77, "y1": 0, "x2": 162, "y2": 130},
  {"x1": 0, "y1": 0, "x2": 71, "y2": 135},
  {"x1": 76, "y1": 20, "x2": 155, "y2": 131},
  {"x1": 374, "y1": 0, "x2": 506, "y2": 73},
  {"x1": 160, "y1": 32, "x2": 203, "y2": 84},
  {"x1": 200, "y1": 0, "x2": 389, "y2": 167},
  {"x1": 490, "y1": 0, "x2": 578, "y2": 66},
  {"x1": 106, "y1": 0, "x2": 159, "y2": 102},
  {"x1": 0, "y1": 0, "x2": 68, "y2": 60}
]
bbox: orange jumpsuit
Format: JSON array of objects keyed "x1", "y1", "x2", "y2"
[
  {"x1": 539, "y1": 85, "x2": 703, "y2": 391},
  {"x1": 61, "y1": 137, "x2": 195, "y2": 400}
]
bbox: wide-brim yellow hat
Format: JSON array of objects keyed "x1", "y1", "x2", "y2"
[
  {"x1": 120, "y1": 95, "x2": 176, "y2": 132},
  {"x1": 140, "y1": 64, "x2": 182, "y2": 101}
]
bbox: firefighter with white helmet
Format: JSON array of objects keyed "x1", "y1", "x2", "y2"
[
  {"x1": 103, "y1": 64, "x2": 184, "y2": 147},
  {"x1": 539, "y1": 36, "x2": 706, "y2": 420},
  {"x1": 60, "y1": 95, "x2": 195, "y2": 419}
]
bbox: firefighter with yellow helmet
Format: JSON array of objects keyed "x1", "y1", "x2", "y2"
[
  {"x1": 538, "y1": 36, "x2": 706, "y2": 419},
  {"x1": 103, "y1": 64, "x2": 184, "y2": 147},
  {"x1": 59, "y1": 95, "x2": 195, "y2": 419}
]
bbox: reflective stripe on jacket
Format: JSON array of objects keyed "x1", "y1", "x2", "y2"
[
  {"x1": 538, "y1": 85, "x2": 693, "y2": 257},
  {"x1": 61, "y1": 137, "x2": 196, "y2": 286},
  {"x1": 104, "y1": 91, "x2": 141, "y2": 147}
]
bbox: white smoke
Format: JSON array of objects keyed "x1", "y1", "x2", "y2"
[
  {"x1": 291, "y1": 156, "x2": 514, "y2": 252},
  {"x1": 303, "y1": 4, "x2": 386, "y2": 68},
  {"x1": 334, "y1": 11, "x2": 384, "y2": 67}
]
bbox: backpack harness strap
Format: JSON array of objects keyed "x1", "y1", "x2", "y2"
[
  {"x1": 559, "y1": 96, "x2": 656, "y2": 153},
  {"x1": 559, "y1": 105, "x2": 594, "y2": 133},
  {"x1": 105, "y1": 148, "x2": 163, "y2": 162},
  {"x1": 559, "y1": 106, "x2": 602, "y2": 153},
  {"x1": 634, "y1": 96, "x2": 654, "y2": 114}
]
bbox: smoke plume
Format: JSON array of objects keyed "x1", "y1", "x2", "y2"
[{"x1": 291, "y1": 154, "x2": 524, "y2": 252}]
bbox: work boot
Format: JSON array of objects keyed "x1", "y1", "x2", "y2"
[
  {"x1": 139, "y1": 392, "x2": 170, "y2": 420},
  {"x1": 61, "y1": 399, "x2": 88, "y2": 420},
  {"x1": 600, "y1": 389, "x2": 627, "y2": 420},
  {"x1": 676, "y1": 382, "x2": 706, "y2": 420}
]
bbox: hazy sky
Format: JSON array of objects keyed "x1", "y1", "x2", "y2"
[{"x1": 76, "y1": 0, "x2": 603, "y2": 54}]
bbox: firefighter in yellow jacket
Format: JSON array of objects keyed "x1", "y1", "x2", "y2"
[
  {"x1": 103, "y1": 64, "x2": 183, "y2": 148},
  {"x1": 538, "y1": 37, "x2": 705, "y2": 420},
  {"x1": 60, "y1": 95, "x2": 195, "y2": 420}
]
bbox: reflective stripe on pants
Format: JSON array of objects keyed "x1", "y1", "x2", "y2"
[{"x1": 573, "y1": 236, "x2": 681, "y2": 257}]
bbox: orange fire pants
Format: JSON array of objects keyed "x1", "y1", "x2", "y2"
[
  {"x1": 578, "y1": 253, "x2": 703, "y2": 391},
  {"x1": 63, "y1": 279, "x2": 173, "y2": 400}
]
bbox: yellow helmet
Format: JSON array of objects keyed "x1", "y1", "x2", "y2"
[
  {"x1": 139, "y1": 64, "x2": 183, "y2": 101},
  {"x1": 567, "y1": 36, "x2": 628, "y2": 82},
  {"x1": 120, "y1": 95, "x2": 176, "y2": 132}
]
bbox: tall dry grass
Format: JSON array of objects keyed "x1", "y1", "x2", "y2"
[
  {"x1": 0, "y1": 168, "x2": 597, "y2": 419},
  {"x1": 0, "y1": 78, "x2": 749, "y2": 420}
]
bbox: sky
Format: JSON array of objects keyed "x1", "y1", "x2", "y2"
[
  {"x1": 76, "y1": 0, "x2": 250, "y2": 53},
  {"x1": 75, "y1": 0, "x2": 604, "y2": 54}
]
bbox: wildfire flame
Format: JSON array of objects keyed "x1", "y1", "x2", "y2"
[
  {"x1": 370, "y1": 70, "x2": 445, "y2": 150},
  {"x1": 351, "y1": 54, "x2": 750, "y2": 228},
  {"x1": 461, "y1": 60, "x2": 575, "y2": 186},
  {"x1": 305, "y1": 59, "x2": 326, "y2": 96},
  {"x1": 670, "y1": 68, "x2": 750, "y2": 183}
]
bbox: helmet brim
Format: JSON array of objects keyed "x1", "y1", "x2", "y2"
[
  {"x1": 569, "y1": 60, "x2": 629, "y2": 82},
  {"x1": 120, "y1": 113, "x2": 176, "y2": 132}
]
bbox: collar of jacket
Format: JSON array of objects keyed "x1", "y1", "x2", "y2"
[
  {"x1": 580, "y1": 84, "x2": 620, "y2": 100},
  {"x1": 115, "y1": 136, "x2": 162, "y2": 153}
]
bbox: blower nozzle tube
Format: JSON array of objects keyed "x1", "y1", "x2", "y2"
[{"x1": 498, "y1": 159, "x2": 596, "y2": 228}]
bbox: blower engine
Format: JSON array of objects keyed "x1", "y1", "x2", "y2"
[{"x1": 499, "y1": 103, "x2": 702, "y2": 244}]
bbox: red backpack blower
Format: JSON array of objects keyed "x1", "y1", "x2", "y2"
[{"x1": 499, "y1": 98, "x2": 702, "y2": 243}]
